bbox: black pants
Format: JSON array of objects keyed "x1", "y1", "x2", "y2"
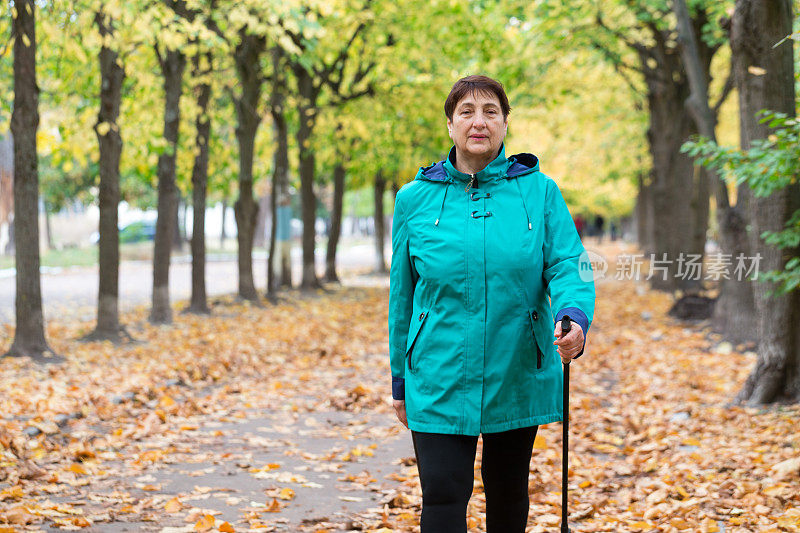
[{"x1": 411, "y1": 425, "x2": 538, "y2": 533}]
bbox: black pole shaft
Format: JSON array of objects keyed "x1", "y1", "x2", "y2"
[
  {"x1": 562, "y1": 360, "x2": 570, "y2": 533},
  {"x1": 560, "y1": 315, "x2": 571, "y2": 533}
]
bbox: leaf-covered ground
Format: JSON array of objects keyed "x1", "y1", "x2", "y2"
[{"x1": 1, "y1": 240, "x2": 799, "y2": 532}]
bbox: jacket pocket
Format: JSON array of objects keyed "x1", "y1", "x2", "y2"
[
  {"x1": 405, "y1": 307, "x2": 430, "y2": 374},
  {"x1": 527, "y1": 308, "x2": 545, "y2": 370}
]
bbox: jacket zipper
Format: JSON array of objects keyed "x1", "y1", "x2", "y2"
[
  {"x1": 464, "y1": 174, "x2": 476, "y2": 193},
  {"x1": 529, "y1": 312, "x2": 542, "y2": 369},
  {"x1": 408, "y1": 311, "x2": 429, "y2": 373}
]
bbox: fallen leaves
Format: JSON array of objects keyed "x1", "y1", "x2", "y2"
[
  {"x1": 777, "y1": 508, "x2": 800, "y2": 529},
  {"x1": 344, "y1": 242, "x2": 800, "y2": 532},
  {"x1": 772, "y1": 456, "x2": 800, "y2": 480},
  {"x1": 2, "y1": 505, "x2": 38, "y2": 525},
  {"x1": 0, "y1": 245, "x2": 798, "y2": 531},
  {"x1": 67, "y1": 463, "x2": 87, "y2": 475},
  {"x1": 265, "y1": 498, "x2": 282, "y2": 513},
  {"x1": 193, "y1": 513, "x2": 215, "y2": 531},
  {"x1": 165, "y1": 497, "x2": 183, "y2": 513},
  {"x1": 0, "y1": 486, "x2": 23, "y2": 502}
]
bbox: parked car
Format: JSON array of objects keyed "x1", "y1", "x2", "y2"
[
  {"x1": 89, "y1": 220, "x2": 157, "y2": 245},
  {"x1": 119, "y1": 220, "x2": 156, "y2": 243}
]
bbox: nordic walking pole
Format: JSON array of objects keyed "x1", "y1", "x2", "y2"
[{"x1": 560, "y1": 315, "x2": 572, "y2": 533}]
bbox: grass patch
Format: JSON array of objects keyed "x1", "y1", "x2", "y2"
[{"x1": 0, "y1": 246, "x2": 99, "y2": 270}]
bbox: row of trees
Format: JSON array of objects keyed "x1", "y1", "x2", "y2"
[
  {"x1": 1, "y1": 0, "x2": 557, "y2": 355},
  {"x1": 1, "y1": 0, "x2": 798, "y2": 404},
  {"x1": 687, "y1": 0, "x2": 799, "y2": 404},
  {"x1": 534, "y1": 0, "x2": 798, "y2": 404}
]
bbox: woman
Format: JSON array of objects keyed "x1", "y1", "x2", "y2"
[{"x1": 388, "y1": 75, "x2": 595, "y2": 532}]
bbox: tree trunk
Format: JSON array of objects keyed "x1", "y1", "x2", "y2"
[
  {"x1": 5, "y1": 0, "x2": 57, "y2": 361},
  {"x1": 731, "y1": 0, "x2": 799, "y2": 405},
  {"x1": 646, "y1": 100, "x2": 697, "y2": 292},
  {"x1": 233, "y1": 31, "x2": 265, "y2": 302},
  {"x1": 674, "y1": 0, "x2": 756, "y2": 340},
  {"x1": 268, "y1": 46, "x2": 291, "y2": 295},
  {"x1": 325, "y1": 163, "x2": 345, "y2": 283},
  {"x1": 85, "y1": 10, "x2": 128, "y2": 342},
  {"x1": 150, "y1": 47, "x2": 185, "y2": 324},
  {"x1": 43, "y1": 204, "x2": 53, "y2": 250},
  {"x1": 713, "y1": 189, "x2": 757, "y2": 344},
  {"x1": 5, "y1": 215, "x2": 14, "y2": 255},
  {"x1": 187, "y1": 51, "x2": 211, "y2": 314},
  {"x1": 373, "y1": 170, "x2": 387, "y2": 273},
  {"x1": 254, "y1": 194, "x2": 268, "y2": 248},
  {"x1": 295, "y1": 66, "x2": 321, "y2": 289},
  {"x1": 636, "y1": 12, "x2": 718, "y2": 293},
  {"x1": 689, "y1": 165, "x2": 709, "y2": 287},
  {"x1": 172, "y1": 196, "x2": 183, "y2": 251},
  {"x1": 220, "y1": 197, "x2": 228, "y2": 249},
  {"x1": 636, "y1": 171, "x2": 654, "y2": 253},
  {"x1": 181, "y1": 196, "x2": 188, "y2": 244},
  {"x1": 266, "y1": 183, "x2": 278, "y2": 295}
]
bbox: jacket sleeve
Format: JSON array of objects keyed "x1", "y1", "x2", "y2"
[
  {"x1": 388, "y1": 193, "x2": 418, "y2": 399},
  {"x1": 542, "y1": 179, "x2": 596, "y2": 358}
]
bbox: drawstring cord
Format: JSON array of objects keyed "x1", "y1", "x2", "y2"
[
  {"x1": 513, "y1": 178, "x2": 532, "y2": 230},
  {"x1": 435, "y1": 178, "x2": 529, "y2": 229},
  {"x1": 434, "y1": 181, "x2": 450, "y2": 226}
]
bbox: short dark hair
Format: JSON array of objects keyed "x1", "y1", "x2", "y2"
[{"x1": 444, "y1": 75, "x2": 511, "y2": 121}]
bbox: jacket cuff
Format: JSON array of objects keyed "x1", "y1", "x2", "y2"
[
  {"x1": 392, "y1": 376, "x2": 405, "y2": 401},
  {"x1": 555, "y1": 307, "x2": 589, "y2": 359}
]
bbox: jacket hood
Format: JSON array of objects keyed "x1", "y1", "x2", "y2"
[
  {"x1": 414, "y1": 143, "x2": 540, "y2": 183},
  {"x1": 412, "y1": 143, "x2": 540, "y2": 229}
]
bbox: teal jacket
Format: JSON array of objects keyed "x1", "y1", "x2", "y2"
[{"x1": 388, "y1": 144, "x2": 595, "y2": 435}]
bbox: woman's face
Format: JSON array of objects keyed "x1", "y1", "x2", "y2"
[{"x1": 447, "y1": 90, "x2": 507, "y2": 161}]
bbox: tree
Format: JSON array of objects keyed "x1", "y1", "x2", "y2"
[
  {"x1": 686, "y1": 0, "x2": 798, "y2": 403},
  {"x1": 186, "y1": 47, "x2": 213, "y2": 314},
  {"x1": 372, "y1": 169, "x2": 386, "y2": 273},
  {"x1": 83, "y1": 3, "x2": 131, "y2": 342},
  {"x1": 673, "y1": 0, "x2": 756, "y2": 343},
  {"x1": 729, "y1": 0, "x2": 798, "y2": 404},
  {"x1": 231, "y1": 25, "x2": 266, "y2": 301},
  {"x1": 325, "y1": 161, "x2": 346, "y2": 282},
  {"x1": 266, "y1": 45, "x2": 291, "y2": 295},
  {"x1": 318, "y1": 118, "x2": 359, "y2": 284},
  {"x1": 185, "y1": 2, "x2": 226, "y2": 314},
  {"x1": 593, "y1": 2, "x2": 727, "y2": 292},
  {"x1": 5, "y1": 0, "x2": 59, "y2": 361},
  {"x1": 279, "y1": 1, "x2": 377, "y2": 289},
  {"x1": 534, "y1": 1, "x2": 732, "y2": 290},
  {"x1": 150, "y1": 0, "x2": 188, "y2": 324}
]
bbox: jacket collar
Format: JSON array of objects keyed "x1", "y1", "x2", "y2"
[
  {"x1": 414, "y1": 144, "x2": 539, "y2": 184},
  {"x1": 442, "y1": 143, "x2": 510, "y2": 184},
  {"x1": 412, "y1": 144, "x2": 541, "y2": 229}
]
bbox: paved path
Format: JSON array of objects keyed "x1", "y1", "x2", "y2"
[
  {"x1": 0, "y1": 242, "x2": 390, "y2": 323},
  {"x1": 41, "y1": 405, "x2": 414, "y2": 532}
]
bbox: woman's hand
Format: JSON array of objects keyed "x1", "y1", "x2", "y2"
[
  {"x1": 393, "y1": 400, "x2": 408, "y2": 428},
  {"x1": 553, "y1": 321, "x2": 585, "y2": 364}
]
